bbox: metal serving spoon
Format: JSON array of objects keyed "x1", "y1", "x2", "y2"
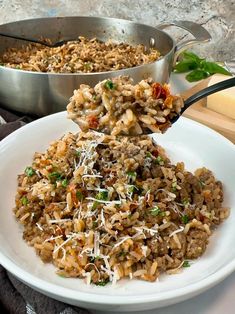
[
  {"x1": 85, "y1": 76, "x2": 235, "y2": 136},
  {"x1": 0, "y1": 32, "x2": 76, "y2": 47}
]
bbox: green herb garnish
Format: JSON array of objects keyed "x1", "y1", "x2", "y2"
[
  {"x1": 149, "y1": 206, "x2": 161, "y2": 216},
  {"x1": 181, "y1": 214, "x2": 189, "y2": 224},
  {"x1": 92, "y1": 201, "x2": 99, "y2": 210},
  {"x1": 174, "y1": 50, "x2": 232, "y2": 82},
  {"x1": 84, "y1": 62, "x2": 92, "y2": 70},
  {"x1": 146, "y1": 152, "x2": 152, "y2": 158},
  {"x1": 96, "y1": 190, "x2": 108, "y2": 201},
  {"x1": 128, "y1": 185, "x2": 138, "y2": 194},
  {"x1": 49, "y1": 171, "x2": 63, "y2": 182},
  {"x1": 76, "y1": 149, "x2": 82, "y2": 156},
  {"x1": 182, "y1": 260, "x2": 190, "y2": 268},
  {"x1": 92, "y1": 221, "x2": 98, "y2": 228},
  {"x1": 172, "y1": 181, "x2": 177, "y2": 192},
  {"x1": 126, "y1": 171, "x2": 137, "y2": 182},
  {"x1": 25, "y1": 166, "x2": 35, "y2": 177},
  {"x1": 155, "y1": 156, "x2": 164, "y2": 165},
  {"x1": 182, "y1": 199, "x2": 190, "y2": 207},
  {"x1": 104, "y1": 79, "x2": 116, "y2": 90},
  {"x1": 61, "y1": 179, "x2": 68, "y2": 188},
  {"x1": 21, "y1": 196, "x2": 28, "y2": 206},
  {"x1": 95, "y1": 279, "x2": 109, "y2": 286},
  {"x1": 76, "y1": 191, "x2": 84, "y2": 201}
]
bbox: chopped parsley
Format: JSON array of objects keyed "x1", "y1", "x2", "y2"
[
  {"x1": 149, "y1": 206, "x2": 161, "y2": 216},
  {"x1": 61, "y1": 179, "x2": 68, "y2": 188},
  {"x1": 84, "y1": 62, "x2": 92, "y2": 70},
  {"x1": 96, "y1": 190, "x2": 109, "y2": 201},
  {"x1": 182, "y1": 260, "x2": 190, "y2": 267},
  {"x1": 91, "y1": 191, "x2": 108, "y2": 210},
  {"x1": 182, "y1": 199, "x2": 190, "y2": 207},
  {"x1": 21, "y1": 196, "x2": 28, "y2": 206},
  {"x1": 181, "y1": 214, "x2": 189, "y2": 224},
  {"x1": 92, "y1": 201, "x2": 99, "y2": 210},
  {"x1": 90, "y1": 255, "x2": 100, "y2": 263},
  {"x1": 172, "y1": 181, "x2": 177, "y2": 192},
  {"x1": 92, "y1": 221, "x2": 98, "y2": 228},
  {"x1": 76, "y1": 149, "x2": 82, "y2": 156},
  {"x1": 48, "y1": 172, "x2": 63, "y2": 182},
  {"x1": 104, "y1": 79, "x2": 116, "y2": 90},
  {"x1": 146, "y1": 152, "x2": 152, "y2": 158},
  {"x1": 128, "y1": 185, "x2": 138, "y2": 193},
  {"x1": 95, "y1": 279, "x2": 109, "y2": 286},
  {"x1": 76, "y1": 191, "x2": 84, "y2": 201},
  {"x1": 126, "y1": 171, "x2": 137, "y2": 182},
  {"x1": 25, "y1": 166, "x2": 35, "y2": 177},
  {"x1": 155, "y1": 156, "x2": 164, "y2": 165}
]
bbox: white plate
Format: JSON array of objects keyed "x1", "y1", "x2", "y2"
[{"x1": 0, "y1": 112, "x2": 235, "y2": 312}]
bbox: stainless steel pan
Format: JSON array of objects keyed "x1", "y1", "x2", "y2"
[{"x1": 0, "y1": 16, "x2": 211, "y2": 116}]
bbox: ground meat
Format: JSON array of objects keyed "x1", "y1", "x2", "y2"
[{"x1": 186, "y1": 229, "x2": 208, "y2": 259}]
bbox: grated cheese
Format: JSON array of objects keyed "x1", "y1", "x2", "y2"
[
  {"x1": 83, "y1": 272, "x2": 92, "y2": 285},
  {"x1": 94, "y1": 232, "x2": 100, "y2": 257},
  {"x1": 169, "y1": 226, "x2": 184, "y2": 237},
  {"x1": 36, "y1": 223, "x2": 43, "y2": 231},
  {"x1": 133, "y1": 226, "x2": 159, "y2": 237},
  {"x1": 100, "y1": 208, "x2": 106, "y2": 226},
  {"x1": 49, "y1": 219, "x2": 71, "y2": 224},
  {"x1": 141, "y1": 245, "x2": 148, "y2": 257},
  {"x1": 43, "y1": 235, "x2": 63, "y2": 243},
  {"x1": 82, "y1": 174, "x2": 103, "y2": 178},
  {"x1": 86, "y1": 197, "x2": 121, "y2": 205},
  {"x1": 113, "y1": 236, "x2": 131, "y2": 248}
]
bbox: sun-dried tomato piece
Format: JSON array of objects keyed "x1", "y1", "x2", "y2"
[
  {"x1": 152, "y1": 83, "x2": 163, "y2": 99},
  {"x1": 152, "y1": 83, "x2": 170, "y2": 100},
  {"x1": 87, "y1": 115, "x2": 99, "y2": 129}
]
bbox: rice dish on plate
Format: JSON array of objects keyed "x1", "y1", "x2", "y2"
[{"x1": 13, "y1": 131, "x2": 229, "y2": 285}]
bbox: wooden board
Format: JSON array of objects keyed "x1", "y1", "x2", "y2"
[{"x1": 181, "y1": 78, "x2": 235, "y2": 144}]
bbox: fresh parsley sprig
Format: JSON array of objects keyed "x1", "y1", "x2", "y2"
[{"x1": 174, "y1": 51, "x2": 232, "y2": 82}]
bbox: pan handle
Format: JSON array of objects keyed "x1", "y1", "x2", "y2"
[{"x1": 157, "y1": 21, "x2": 211, "y2": 65}]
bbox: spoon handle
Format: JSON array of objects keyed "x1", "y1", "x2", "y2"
[
  {"x1": 182, "y1": 76, "x2": 235, "y2": 114},
  {"x1": 0, "y1": 32, "x2": 49, "y2": 47}
]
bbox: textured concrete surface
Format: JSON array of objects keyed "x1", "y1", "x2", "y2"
[{"x1": 0, "y1": 0, "x2": 234, "y2": 61}]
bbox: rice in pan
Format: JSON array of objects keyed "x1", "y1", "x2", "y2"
[
  {"x1": 14, "y1": 132, "x2": 229, "y2": 285},
  {"x1": 67, "y1": 76, "x2": 184, "y2": 135},
  {"x1": 0, "y1": 36, "x2": 160, "y2": 73}
]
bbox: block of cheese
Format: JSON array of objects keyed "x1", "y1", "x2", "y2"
[{"x1": 207, "y1": 74, "x2": 235, "y2": 119}]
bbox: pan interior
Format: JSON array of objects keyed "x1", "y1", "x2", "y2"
[{"x1": 0, "y1": 16, "x2": 174, "y2": 57}]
